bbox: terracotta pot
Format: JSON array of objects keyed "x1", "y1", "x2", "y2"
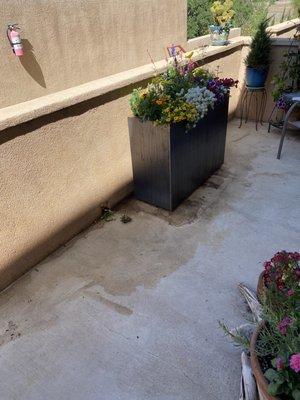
[
  {"x1": 250, "y1": 323, "x2": 281, "y2": 400},
  {"x1": 257, "y1": 271, "x2": 266, "y2": 303}
]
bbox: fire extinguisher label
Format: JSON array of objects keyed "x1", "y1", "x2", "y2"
[{"x1": 11, "y1": 37, "x2": 21, "y2": 45}]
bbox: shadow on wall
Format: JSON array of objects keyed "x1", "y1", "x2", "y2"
[{"x1": 19, "y1": 39, "x2": 46, "y2": 88}]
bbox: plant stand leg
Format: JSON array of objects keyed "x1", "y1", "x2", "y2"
[
  {"x1": 255, "y1": 92, "x2": 259, "y2": 131},
  {"x1": 245, "y1": 91, "x2": 254, "y2": 124},
  {"x1": 239, "y1": 89, "x2": 247, "y2": 128}
]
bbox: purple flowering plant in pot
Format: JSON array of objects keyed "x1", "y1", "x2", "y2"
[
  {"x1": 221, "y1": 251, "x2": 300, "y2": 400},
  {"x1": 253, "y1": 251, "x2": 300, "y2": 400}
]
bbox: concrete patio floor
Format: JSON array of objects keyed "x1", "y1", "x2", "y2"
[{"x1": 0, "y1": 119, "x2": 299, "y2": 400}]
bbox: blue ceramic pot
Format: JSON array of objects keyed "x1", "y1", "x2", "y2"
[
  {"x1": 209, "y1": 25, "x2": 229, "y2": 46},
  {"x1": 246, "y1": 67, "x2": 268, "y2": 88}
]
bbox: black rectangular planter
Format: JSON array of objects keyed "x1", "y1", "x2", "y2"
[{"x1": 128, "y1": 98, "x2": 229, "y2": 211}]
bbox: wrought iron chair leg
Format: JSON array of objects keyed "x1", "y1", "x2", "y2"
[{"x1": 277, "y1": 102, "x2": 298, "y2": 159}]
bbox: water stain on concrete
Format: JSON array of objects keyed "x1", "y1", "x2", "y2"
[{"x1": 0, "y1": 320, "x2": 21, "y2": 346}]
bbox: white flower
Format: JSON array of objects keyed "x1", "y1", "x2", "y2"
[{"x1": 185, "y1": 87, "x2": 216, "y2": 119}]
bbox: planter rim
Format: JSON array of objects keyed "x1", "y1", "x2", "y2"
[
  {"x1": 250, "y1": 322, "x2": 281, "y2": 400},
  {"x1": 246, "y1": 66, "x2": 269, "y2": 71}
]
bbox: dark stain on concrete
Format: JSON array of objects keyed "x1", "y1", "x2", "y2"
[{"x1": 0, "y1": 321, "x2": 21, "y2": 346}]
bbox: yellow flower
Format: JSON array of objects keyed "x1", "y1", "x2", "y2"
[{"x1": 185, "y1": 51, "x2": 194, "y2": 59}]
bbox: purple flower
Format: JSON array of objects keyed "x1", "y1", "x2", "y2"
[
  {"x1": 275, "y1": 357, "x2": 285, "y2": 370},
  {"x1": 290, "y1": 354, "x2": 300, "y2": 373},
  {"x1": 278, "y1": 316, "x2": 293, "y2": 335}
]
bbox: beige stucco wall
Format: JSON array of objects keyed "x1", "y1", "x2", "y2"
[
  {"x1": 0, "y1": 46, "x2": 243, "y2": 291},
  {"x1": 0, "y1": 86, "x2": 135, "y2": 290},
  {"x1": 0, "y1": 0, "x2": 187, "y2": 109},
  {"x1": 0, "y1": 14, "x2": 298, "y2": 291}
]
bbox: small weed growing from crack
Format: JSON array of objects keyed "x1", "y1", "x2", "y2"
[
  {"x1": 100, "y1": 207, "x2": 115, "y2": 222},
  {"x1": 121, "y1": 214, "x2": 132, "y2": 224}
]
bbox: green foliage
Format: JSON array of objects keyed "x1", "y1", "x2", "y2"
[
  {"x1": 211, "y1": 0, "x2": 235, "y2": 26},
  {"x1": 153, "y1": 66, "x2": 194, "y2": 98},
  {"x1": 244, "y1": 19, "x2": 272, "y2": 69},
  {"x1": 187, "y1": 0, "x2": 272, "y2": 39},
  {"x1": 233, "y1": 0, "x2": 269, "y2": 35},
  {"x1": 272, "y1": 49, "x2": 300, "y2": 101},
  {"x1": 187, "y1": 0, "x2": 214, "y2": 39},
  {"x1": 130, "y1": 86, "x2": 163, "y2": 122},
  {"x1": 100, "y1": 207, "x2": 115, "y2": 222},
  {"x1": 293, "y1": 0, "x2": 300, "y2": 16},
  {"x1": 218, "y1": 321, "x2": 251, "y2": 349}
]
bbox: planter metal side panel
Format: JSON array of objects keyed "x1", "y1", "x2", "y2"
[
  {"x1": 128, "y1": 118, "x2": 172, "y2": 210},
  {"x1": 128, "y1": 98, "x2": 229, "y2": 211},
  {"x1": 170, "y1": 99, "x2": 228, "y2": 209}
]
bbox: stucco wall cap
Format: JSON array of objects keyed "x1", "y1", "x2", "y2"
[
  {"x1": 267, "y1": 18, "x2": 300, "y2": 35},
  {"x1": 0, "y1": 37, "x2": 245, "y2": 132}
]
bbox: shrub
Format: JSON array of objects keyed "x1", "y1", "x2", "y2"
[
  {"x1": 187, "y1": 0, "x2": 214, "y2": 39},
  {"x1": 244, "y1": 19, "x2": 272, "y2": 70},
  {"x1": 233, "y1": 0, "x2": 270, "y2": 35}
]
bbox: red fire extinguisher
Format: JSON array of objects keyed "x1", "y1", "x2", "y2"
[{"x1": 7, "y1": 23, "x2": 24, "y2": 57}]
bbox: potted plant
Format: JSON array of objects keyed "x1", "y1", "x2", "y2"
[
  {"x1": 245, "y1": 19, "x2": 272, "y2": 88},
  {"x1": 128, "y1": 51, "x2": 237, "y2": 210},
  {"x1": 271, "y1": 46, "x2": 300, "y2": 111},
  {"x1": 251, "y1": 251, "x2": 300, "y2": 400},
  {"x1": 257, "y1": 251, "x2": 300, "y2": 302},
  {"x1": 210, "y1": 0, "x2": 235, "y2": 46},
  {"x1": 221, "y1": 251, "x2": 300, "y2": 400}
]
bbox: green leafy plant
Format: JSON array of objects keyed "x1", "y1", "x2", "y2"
[
  {"x1": 211, "y1": 0, "x2": 235, "y2": 29},
  {"x1": 245, "y1": 18, "x2": 272, "y2": 70},
  {"x1": 233, "y1": 0, "x2": 270, "y2": 35},
  {"x1": 293, "y1": 0, "x2": 300, "y2": 16},
  {"x1": 100, "y1": 207, "x2": 115, "y2": 222},
  {"x1": 187, "y1": 0, "x2": 272, "y2": 39},
  {"x1": 187, "y1": 0, "x2": 214, "y2": 39},
  {"x1": 272, "y1": 44, "x2": 300, "y2": 107}
]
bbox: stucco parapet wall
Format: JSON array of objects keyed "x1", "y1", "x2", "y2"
[
  {"x1": 0, "y1": 37, "x2": 245, "y2": 132},
  {"x1": 242, "y1": 36, "x2": 299, "y2": 47},
  {"x1": 267, "y1": 18, "x2": 300, "y2": 35},
  {"x1": 187, "y1": 27, "x2": 241, "y2": 50}
]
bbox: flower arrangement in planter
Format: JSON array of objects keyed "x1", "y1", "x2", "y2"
[
  {"x1": 244, "y1": 19, "x2": 272, "y2": 88},
  {"x1": 210, "y1": 0, "x2": 235, "y2": 46},
  {"x1": 258, "y1": 251, "x2": 300, "y2": 301},
  {"x1": 221, "y1": 251, "x2": 300, "y2": 400},
  {"x1": 253, "y1": 251, "x2": 300, "y2": 400},
  {"x1": 128, "y1": 51, "x2": 238, "y2": 210}
]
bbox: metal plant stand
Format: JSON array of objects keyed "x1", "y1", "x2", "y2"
[{"x1": 239, "y1": 86, "x2": 267, "y2": 131}]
